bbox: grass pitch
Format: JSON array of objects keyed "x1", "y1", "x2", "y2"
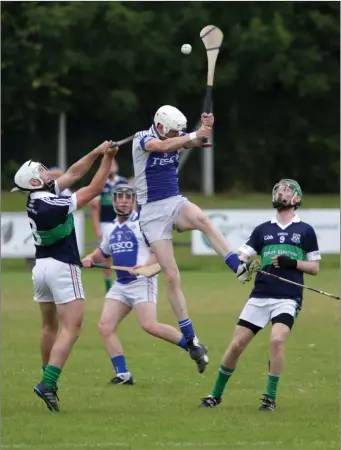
[{"x1": 2, "y1": 261, "x2": 339, "y2": 450}]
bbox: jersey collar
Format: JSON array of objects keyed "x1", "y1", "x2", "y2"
[
  {"x1": 115, "y1": 211, "x2": 137, "y2": 228},
  {"x1": 271, "y1": 214, "x2": 300, "y2": 230}
]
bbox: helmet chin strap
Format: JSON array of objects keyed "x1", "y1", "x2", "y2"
[{"x1": 113, "y1": 206, "x2": 132, "y2": 217}]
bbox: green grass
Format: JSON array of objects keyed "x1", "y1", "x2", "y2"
[{"x1": 2, "y1": 263, "x2": 339, "y2": 450}]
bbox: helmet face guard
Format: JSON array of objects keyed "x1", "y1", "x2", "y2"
[
  {"x1": 272, "y1": 179, "x2": 303, "y2": 210},
  {"x1": 113, "y1": 184, "x2": 135, "y2": 217}
]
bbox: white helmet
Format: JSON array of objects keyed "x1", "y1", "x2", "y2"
[
  {"x1": 154, "y1": 105, "x2": 187, "y2": 137},
  {"x1": 11, "y1": 160, "x2": 53, "y2": 192}
]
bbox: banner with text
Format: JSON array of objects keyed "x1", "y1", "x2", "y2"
[
  {"x1": 191, "y1": 209, "x2": 340, "y2": 255},
  {"x1": 1, "y1": 212, "x2": 85, "y2": 258}
]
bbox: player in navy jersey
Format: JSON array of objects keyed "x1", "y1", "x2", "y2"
[
  {"x1": 82, "y1": 184, "x2": 192, "y2": 383},
  {"x1": 132, "y1": 105, "x2": 257, "y2": 373},
  {"x1": 200, "y1": 179, "x2": 321, "y2": 411},
  {"x1": 89, "y1": 157, "x2": 128, "y2": 292},
  {"x1": 11, "y1": 141, "x2": 118, "y2": 412}
]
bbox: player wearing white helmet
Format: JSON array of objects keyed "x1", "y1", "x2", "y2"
[
  {"x1": 12, "y1": 141, "x2": 118, "y2": 412},
  {"x1": 132, "y1": 105, "x2": 258, "y2": 374}
]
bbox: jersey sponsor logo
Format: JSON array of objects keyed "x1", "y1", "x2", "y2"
[
  {"x1": 110, "y1": 241, "x2": 134, "y2": 251},
  {"x1": 264, "y1": 235, "x2": 274, "y2": 240},
  {"x1": 125, "y1": 231, "x2": 133, "y2": 240},
  {"x1": 151, "y1": 154, "x2": 179, "y2": 167},
  {"x1": 277, "y1": 232, "x2": 288, "y2": 236},
  {"x1": 291, "y1": 233, "x2": 301, "y2": 244}
]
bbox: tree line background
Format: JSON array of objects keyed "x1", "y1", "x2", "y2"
[{"x1": 2, "y1": 1, "x2": 340, "y2": 193}]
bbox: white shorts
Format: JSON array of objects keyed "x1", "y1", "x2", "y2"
[
  {"x1": 239, "y1": 297, "x2": 300, "y2": 329},
  {"x1": 100, "y1": 222, "x2": 114, "y2": 243},
  {"x1": 32, "y1": 258, "x2": 85, "y2": 304},
  {"x1": 139, "y1": 195, "x2": 188, "y2": 243},
  {"x1": 105, "y1": 277, "x2": 157, "y2": 309}
]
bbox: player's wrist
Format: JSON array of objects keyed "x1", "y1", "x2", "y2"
[{"x1": 188, "y1": 132, "x2": 197, "y2": 141}]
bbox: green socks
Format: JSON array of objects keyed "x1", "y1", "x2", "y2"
[
  {"x1": 105, "y1": 277, "x2": 112, "y2": 292},
  {"x1": 265, "y1": 373, "x2": 280, "y2": 400},
  {"x1": 42, "y1": 365, "x2": 62, "y2": 390},
  {"x1": 211, "y1": 365, "x2": 235, "y2": 398}
]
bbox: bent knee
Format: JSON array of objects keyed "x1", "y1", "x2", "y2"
[
  {"x1": 230, "y1": 337, "x2": 248, "y2": 354},
  {"x1": 141, "y1": 321, "x2": 158, "y2": 336}
]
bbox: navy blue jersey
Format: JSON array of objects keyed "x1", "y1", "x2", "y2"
[
  {"x1": 26, "y1": 183, "x2": 81, "y2": 266},
  {"x1": 132, "y1": 126, "x2": 187, "y2": 205},
  {"x1": 99, "y1": 175, "x2": 129, "y2": 223},
  {"x1": 99, "y1": 212, "x2": 152, "y2": 284},
  {"x1": 239, "y1": 215, "x2": 321, "y2": 306}
]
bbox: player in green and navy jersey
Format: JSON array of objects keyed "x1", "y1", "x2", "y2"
[
  {"x1": 12, "y1": 141, "x2": 118, "y2": 412},
  {"x1": 89, "y1": 157, "x2": 128, "y2": 292},
  {"x1": 200, "y1": 179, "x2": 321, "y2": 412}
]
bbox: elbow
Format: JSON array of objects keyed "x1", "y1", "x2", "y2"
[{"x1": 312, "y1": 266, "x2": 319, "y2": 276}]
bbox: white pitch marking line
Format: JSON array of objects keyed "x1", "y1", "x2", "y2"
[{"x1": 2, "y1": 442, "x2": 338, "y2": 449}]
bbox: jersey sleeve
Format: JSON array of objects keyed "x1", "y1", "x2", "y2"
[
  {"x1": 238, "y1": 226, "x2": 262, "y2": 257},
  {"x1": 140, "y1": 135, "x2": 156, "y2": 151},
  {"x1": 54, "y1": 181, "x2": 60, "y2": 195},
  {"x1": 98, "y1": 234, "x2": 111, "y2": 258},
  {"x1": 303, "y1": 225, "x2": 321, "y2": 261}
]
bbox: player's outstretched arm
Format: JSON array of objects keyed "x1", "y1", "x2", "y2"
[
  {"x1": 57, "y1": 141, "x2": 114, "y2": 192},
  {"x1": 144, "y1": 125, "x2": 211, "y2": 153},
  {"x1": 75, "y1": 145, "x2": 118, "y2": 209}
]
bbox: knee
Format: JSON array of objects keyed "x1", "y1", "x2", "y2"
[
  {"x1": 270, "y1": 334, "x2": 285, "y2": 350},
  {"x1": 140, "y1": 321, "x2": 158, "y2": 336},
  {"x1": 63, "y1": 319, "x2": 82, "y2": 340},
  {"x1": 230, "y1": 337, "x2": 248, "y2": 356},
  {"x1": 164, "y1": 268, "x2": 180, "y2": 288},
  {"x1": 98, "y1": 320, "x2": 114, "y2": 339},
  {"x1": 42, "y1": 320, "x2": 58, "y2": 335}
]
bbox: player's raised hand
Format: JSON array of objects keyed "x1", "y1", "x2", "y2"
[
  {"x1": 94, "y1": 140, "x2": 112, "y2": 156},
  {"x1": 106, "y1": 141, "x2": 119, "y2": 157},
  {"x1": 196, "y1": 125, "x2": 212, "y2": 140},
  {"x1": 201, "y1": 113, "x2": 214, "y2": 127}
]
